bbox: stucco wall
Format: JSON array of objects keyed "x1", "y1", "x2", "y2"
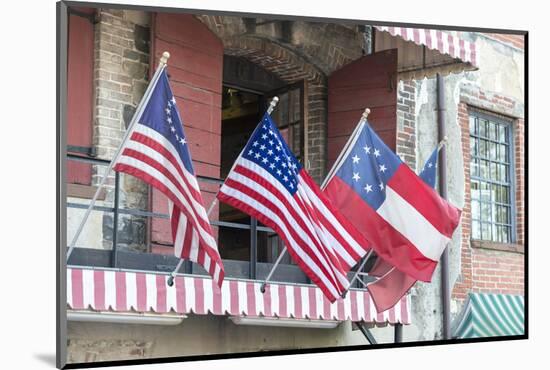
[
  {"x1": 410, "y1": 31, "x2": 524, "y2": 339},
  {"x1": 67, "y1": 316, "x2": 415, "y2": 363}
]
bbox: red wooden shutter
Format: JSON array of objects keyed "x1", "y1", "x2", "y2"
[
  {"x1": 67, "y1": 8, "x2": 95, "y2": 185},
  {"x1": 327, "y1": 49, "x2": 398, "y2": 169},
  {"x1": 150, "y1": 13, "x2": 223, "y2": 253}
]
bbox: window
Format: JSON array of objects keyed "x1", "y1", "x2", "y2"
[{"x1": 469, "y1": 112, "x2": 514, "y2": 243}]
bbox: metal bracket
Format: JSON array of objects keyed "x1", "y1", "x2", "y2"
[{"x1": 355, "y1": 322, "x2": 378, "y2": 344}]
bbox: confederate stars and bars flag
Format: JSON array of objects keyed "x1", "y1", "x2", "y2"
[
  {"x1": 217, "y1": 113, "x2": 372, "y2": 302},
  {"x1": 323, "y1": 120, "x2": 461, "y2": 312},
  {"x1": 113, "y1": 67, "x2": 225, "y2": 287}
]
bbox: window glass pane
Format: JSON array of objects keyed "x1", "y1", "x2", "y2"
[
  {"x1": 471, "y1": 158, "x2": 480, "y2": 177},
  {"x1": 480, "y1": 182, "x2": 491, "y2": 202},
  {"x1": 479, "y1": 119, "x2": 488, "y2": 137},
  {"x1": 490, "y1": 162, "x2": 497, "y2": 181},
  {"x1": 471, "y1": 180, "x2": 480, "y2": 199},
  {"x1": 498, "y1": 144, "x2": 507, "y2": 162},
  {"x1": 469, "y1": 116, "x2": 477, "y2": 135},
  {"x1": 470, "y1": 137, "x2": 478, "y2": 156},
  {"x1": 471, "y1": 200, "x2": 480, "y2": 220},
  {"x1": 472, "y1": 220, "x2": 481, "y2": 239},
  {"x1": 503, "y1": 164, "x2": 510, "y2": 182},
  {"x1": 489, "y1": 122, "x2": 498, "y2": 140},
  {"x1": 480, "y1": 159, "x2": 489, "y2": 179},
  {"x1": 479, "y1": 140, "x2": 487, "y2": 158},
  {"x1": 501, "y1": 185, "x2": 510, "y2": 204},
  {"x1": 498, "y1": 124, "x2": 506, "y2": 142},
  {"x1": 493, "y1": 225, "x2": 502, "y2": 243},
  {"x1": 481, "y1": 202, "x2": 491, "y2": 222},
  {"x1": 503, "y1": 226, "x2": 510, "y2": 243},
  {"x1": 481, "y1": 222, "x2": 492, "y2": 240},
  {"x1": 488, "y1": 141, "x2": 497, "y2": 160}
]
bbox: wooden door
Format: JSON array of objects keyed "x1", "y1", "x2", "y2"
[
  {"x1": 150, "y1": 13, "x2": 223, "y2": 253},
  {"x1": 327, "y1": 49, "x2": 398, "y2": 170}
]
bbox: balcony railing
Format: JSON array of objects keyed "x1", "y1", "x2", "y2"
[{"x1": 66, "y1": 153, "x2": 375, "y2": 287}]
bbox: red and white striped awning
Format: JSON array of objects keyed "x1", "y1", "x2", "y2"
[
  {"x1": 67, "y1": 268, "x2": 411, "y2": 324},
  {"x1": 374, "y1": 26, "x2": 478, "y2": 79}
]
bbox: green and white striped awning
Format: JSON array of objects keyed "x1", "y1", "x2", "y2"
[{"x1": 452, "y1": 293, "x2": 525, "y2": 338}]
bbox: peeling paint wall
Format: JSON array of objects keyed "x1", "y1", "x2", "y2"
[{"x1": 407, "y1": 32, "x2": 524, "y2": 340}]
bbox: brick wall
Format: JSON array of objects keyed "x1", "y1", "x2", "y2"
[
  {"x1": 92, "y1": 9, "x2": 151, "y2": 251},
  {"x1": 452, "y1": 90, "x2": 525, "y2": 300},
  {"x1": 396, "y1": 80, "x2": 416, "y2": 168}
]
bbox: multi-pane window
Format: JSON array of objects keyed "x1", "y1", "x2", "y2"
[{"x1": 469, "y1": 113, "x2": 514, "y2": 243}]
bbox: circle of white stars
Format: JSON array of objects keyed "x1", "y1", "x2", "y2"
[
  {"x1": 165, "y1": 96, "x2": 186, "y2": 147},
  {"x1": 349, "y1": 141, "x2": 391, "y2": 196}
]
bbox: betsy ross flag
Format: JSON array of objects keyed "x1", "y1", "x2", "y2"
[
  {"x1": 217, "y1": 113, "x2": 371, "y2": 302},
  {"x1": 324, "y1": 121, "x2": 461, "y2": 311},
  {"x1": 365, "y1": 145, "x2": 442, "y2": 312},
  {"x1": 113, "y1": 68, "x2": 224, "y2": 287}
]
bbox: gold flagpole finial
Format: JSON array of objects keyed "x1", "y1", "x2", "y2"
[
  {"x1": 158, "y1": 51, "x2": 170, "y2": 68},
  {"x1": 438, "y1": 135, "x2": 449, "y2": 150},
  {"x1": 361, "y1": 108, "x2": 371, "y2": 122},
  {"x1": 267, "y1": 96, "x2": 280, "y2": 115}
]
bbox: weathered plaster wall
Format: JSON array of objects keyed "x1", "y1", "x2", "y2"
[
  {"x1": 409, "y1": 32, "x2": 524, "y2": 339},
  {"x1": 67, "y1": 316, "x2": 410, "y2": 363}
]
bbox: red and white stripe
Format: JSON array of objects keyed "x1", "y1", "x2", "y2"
[
  {"x1": 67, "y1": 268, "x2": 410, "y2": 324},
  {"x1": 374, "y1": 26, "x2": 478, "y2": 68},
  {"x1": 218, "y1": 158, "x2": 370, "y2": 303},
  {"x1": 114, "y1": 123, "x2": 224, "y2": 286}
]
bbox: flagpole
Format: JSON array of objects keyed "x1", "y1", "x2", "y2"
[
  {"x1": 321, "y1": 108, "x2": 370, "y2": 190},
  {"x1": 166, "y1": 96, "x2": 281, "y2": 287},
  {"x1": 66, "y1": 52, "x2": 171, "y2": 262},
  {"x1": 340, "y1": 248, "x2": 374, "y2": 298}
]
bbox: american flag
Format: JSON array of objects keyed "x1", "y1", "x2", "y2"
[
  {"x1": 113, "y1": 68, "x2": 224, "y2": 287},
  {"x1": 217, "y1": 113, "x2": 371, "y2": 302}
]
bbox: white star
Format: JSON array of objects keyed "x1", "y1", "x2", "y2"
[
  {"x1": 428, "y1": 162, "x2": 433, "y2": 168},
  {"x1": 269, "y1": 140, "x2": 274, "y2": 146},
  {"x1": 277, "y1": 169, "x2": 282, "y2": 176},
  {"x1": 171, "y1": 96, "x2": 176, "y2": 105},
  {"x1": 276, "y1": 145, "x2": 281, "y2": 152},
  {"x1": 374, "y1": 149, "x2": 381, "y2": 157},
  {"x1": 165, "y1": 108, "x2": 170, "y2": 114},
  {"x1": 179, "y1": 137, "x2": 186, "y2": 145},
  {"x1": 274, "y1": 156, "x2": 280, "y2": 162},
  {"x1": 269, "y1": 130, "x2": 274, "y2": 136},
  {"x1": 269, "y1": 163, "x2": 275, "y2": 170},
  {"x1": 167, "y1": 101, "x2": 171, "y2": 108},
  {"x1": 379, "y1": 164, "x2": 387, "y2": 173},
  {"x1": 352, "y1": 172, "x2": 360, "y2": 182},
  {"x1": 291, "y1": 163, "x2": 297, "y2": 170},
  {"x1": 262, "y1": 134, "x2": 268, "y2": 140},
  {"x1": 364, "y1": 183, "x2": 373, "y2": 193},
  {"x1": 262, "y1": 124, "x2": 267, "y2": 130},
  {"x1": 379, "y1": 182, "x2": 384, "y2": 190},
  {"x1": 363, "y1": 145, "x2": 371, "y2": 154},
  {"x1": 260, "y1": 144, "x2": 266, "y2": 151},
  {"x1": 262, "y1": 157, "x2": 268, "y2": 164},
  {"x1": 282, "y1": 162, "x2": 287, "y2": 168},
  {"x1": 283, "y1": 175, "x2": 288, "y2": 182},
  {"x1": 254, "y1": 153, "x2": 261, "y2": 159},
  {"x1": 352, "y1": 154, "x2": 360, "y2": 164},
  {"x1": 167, "y1": 116, "x2": 172, "y2": 124},
  {"x1": 267, "y1": 149, "x2": 273, "y2": 155},
  {"x1": 248, "y1": 150, "x2": 254, "y2": 156},
  {"x1": 252, "y1": 141, "x2": 259, "y2": 147},
  {"x1": 289, "y1": 183, "x2": 294, "y2": 189},
  {"x1": 170, "y1": 126, "x2": 176, "y2": 133}
]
